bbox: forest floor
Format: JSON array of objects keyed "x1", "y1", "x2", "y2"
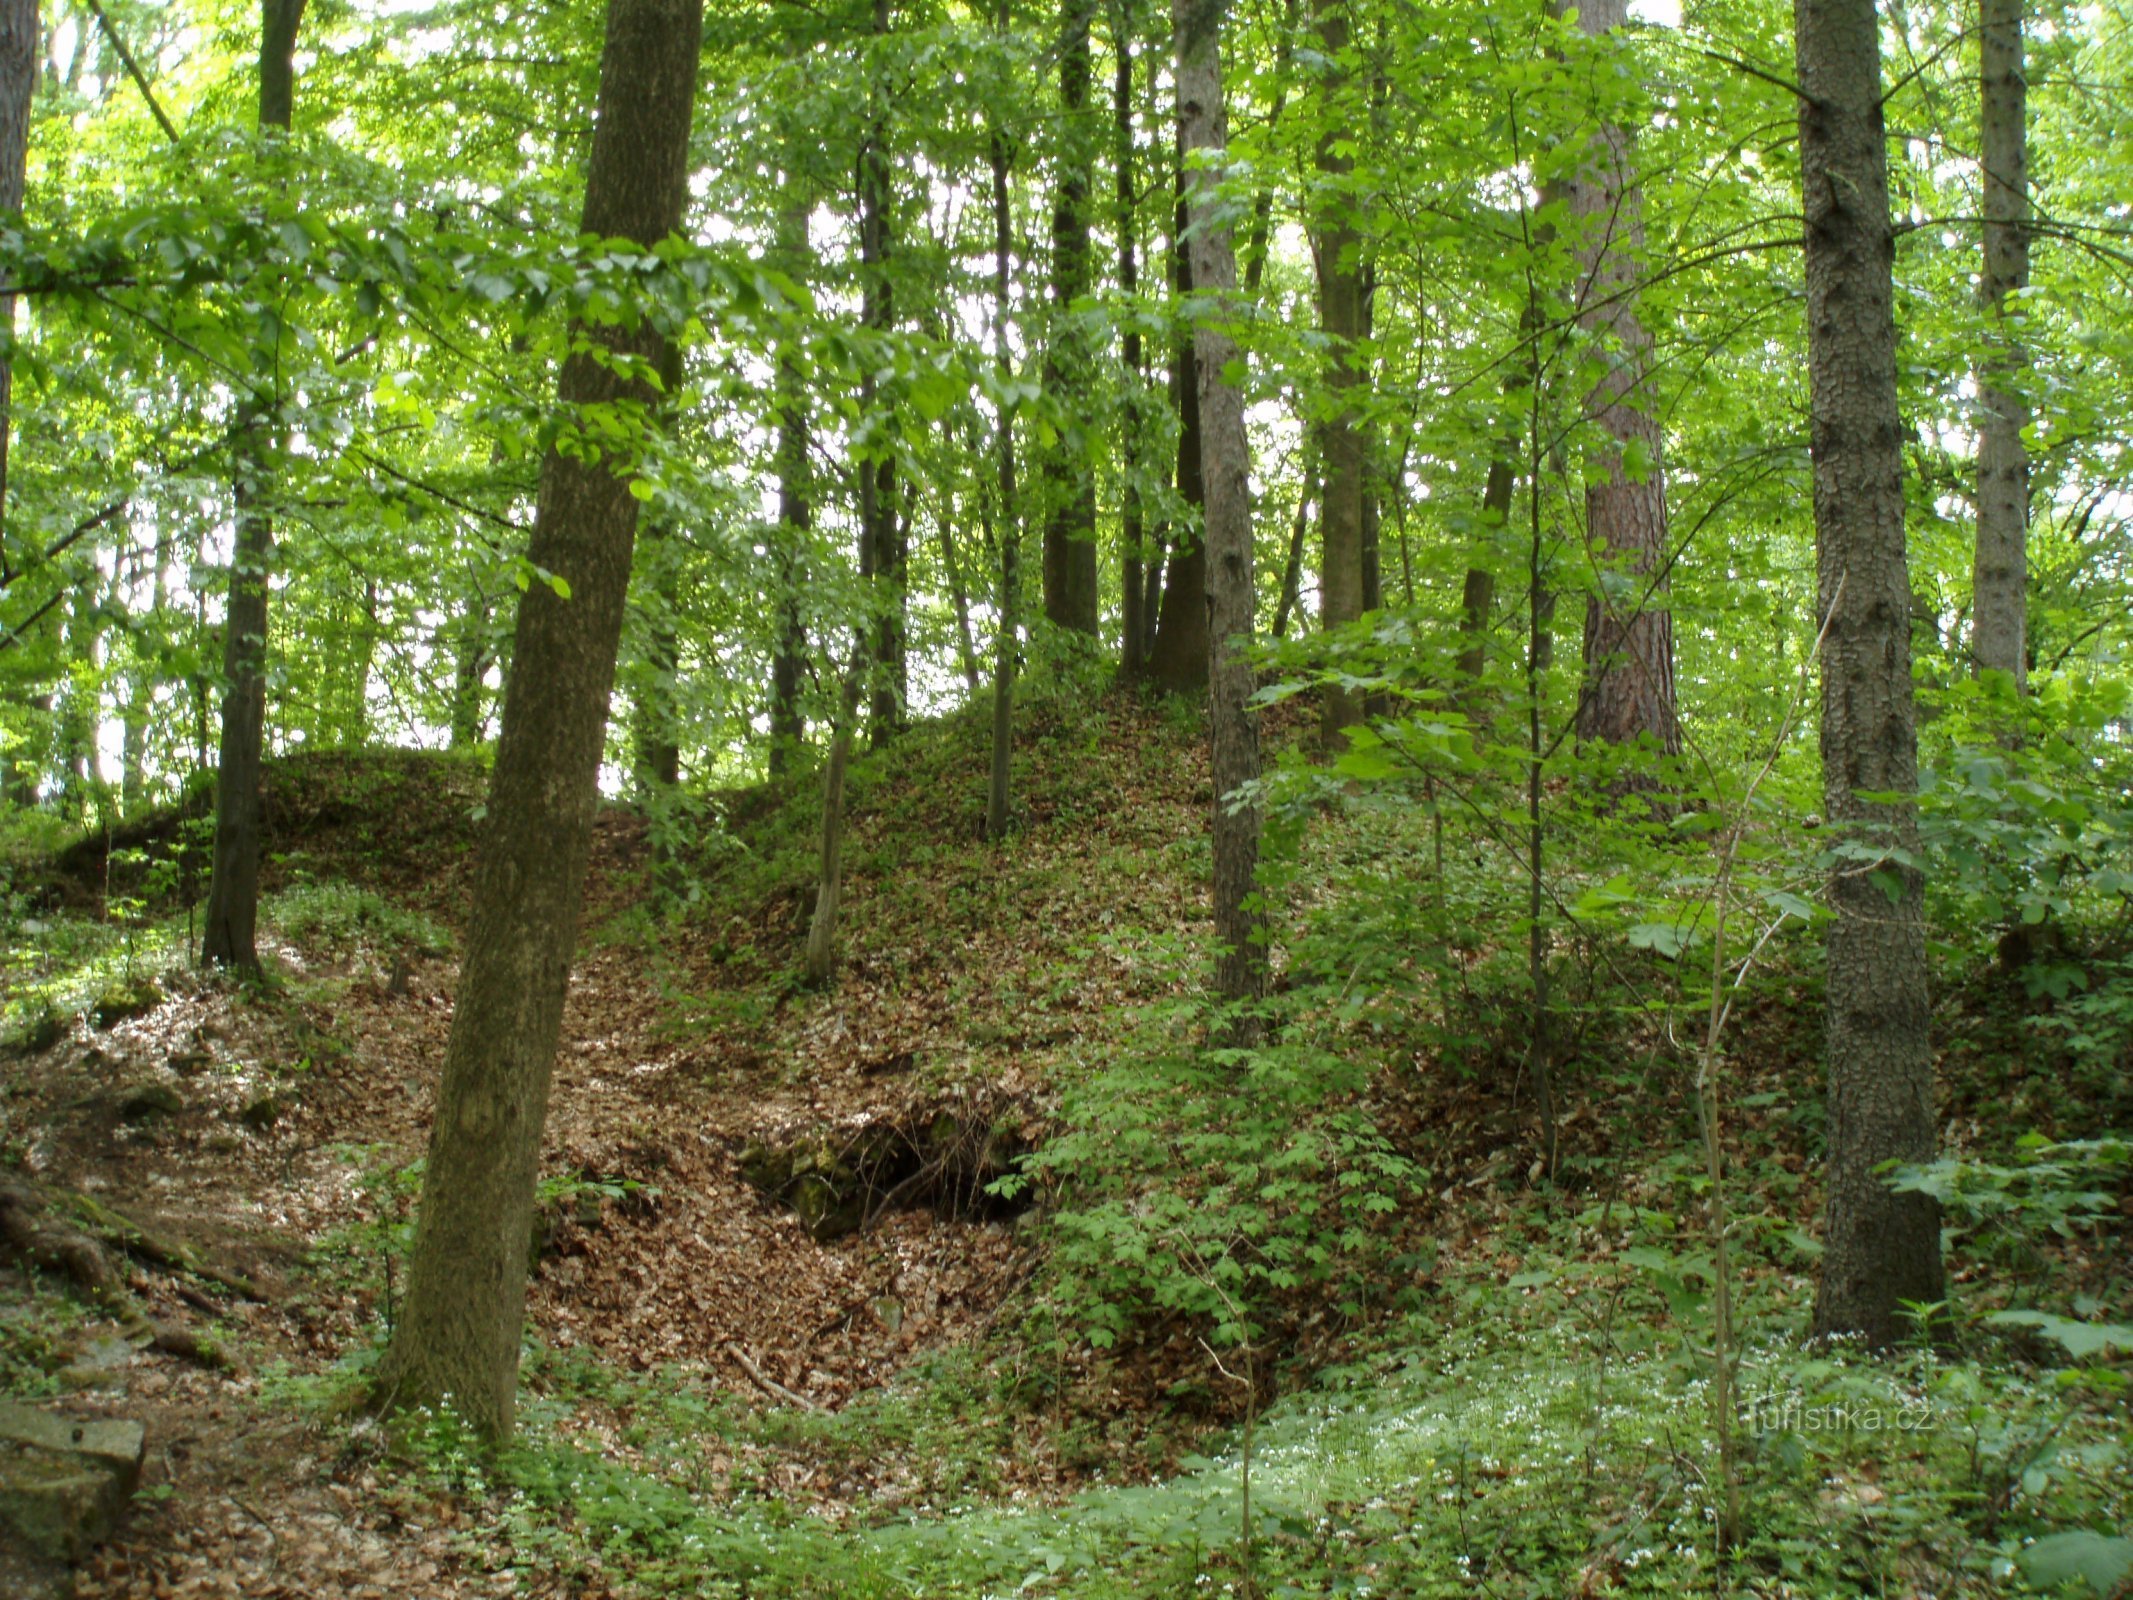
[{"x1": 2, "y1": 692, "x2": 2129, "y2": 1598}]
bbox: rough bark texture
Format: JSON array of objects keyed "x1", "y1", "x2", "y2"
[
  {"x1": 375, "y1": 0, "x2": 701, "y2": 1439},
  {"x1": 1145, "y1": 145, "x2": 1209, "y2": 695},
  {"x1": 1176, "y1": 0, "x2": 1265, "y2": 1015},
  {"x1": 1312, "y1": 0, "x2": 1366, "y2": 748},
  {"x1": 1565, "y1": 0, "x2": 1678, "y2": 759},
  {"x1": 202, "y1": 0, "x2": 308, "y2": 969},
  {"x1": 1795, "y1": 0, "x2": 1944, "y2": 1345},
  {"x1": 769, "y1": 183, "x2": 812, "y2": 778},
  {"x1": 1972, "y1": 0, "x2": 2029, "y2": 690},
  {"x1": 804, "y1": 663, "x2": 864, "y2": 984},
  {"x1": 0, "y1": 0, "x2": 36, "y2": 543},
  {"x1": 1041, "y1": 0, "x2": 1100, "y2": 634},
  {"x1": 988, "y1": 67, "x2": 1021, "y2": 841},
  {"x1": 860, "y1": 0, "x2": 904, "y2": 743},
  {"x1": 1114, "y1": 15, "x2": 1148, "y2": 677}
]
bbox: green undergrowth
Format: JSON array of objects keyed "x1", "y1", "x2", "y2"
[{"x1": 369, "y1": 1287, "x2": 2129, "y2": 1600}]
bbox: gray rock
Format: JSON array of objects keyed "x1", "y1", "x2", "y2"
[{"x1": 0, "y1": 1403, "x2": 146, "y2": 1566}]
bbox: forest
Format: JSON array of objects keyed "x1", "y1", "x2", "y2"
[{"x1": 0, "y1": 0, "x2": 2129, "y2": 1591}]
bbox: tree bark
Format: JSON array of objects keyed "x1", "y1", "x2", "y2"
[
  {"x1": 375, "y1": 0, "x2": 701, "y2": 1439},
  {"x1": 859, "y1": 0, "x2": 903, "y2": 744},
  {"x1": 988, "y1": 47, "x2": 1021, "y2": 840},
  {"x1": 1176, "y1": 0, "x2": 1265, "y2": 1017},
  {"x1": 1565, "y1": 0, "x2": 1679, "y2": 759},
  {"x1": 1312, "y1": 0, "x2": 1366, "y2": 748},
  {"x1": 1041, "y1": 0, "x2": 1100, "y2": 634},
  {"x1": 1972, "y1": 0, "x2": 2028, "y2": 691},
  {"x1": 0, "y1": 0, "x2": 36, "y2": 546},
  {"x1": 1795, "y1": 0, "x2": 1944, "y2": 1345},
  {"x1": 1144, "y1": 135, "x2": 1208, "y2": 695},
  {"x1": 769, "y1": 182, "x2": 812, "y2": 778},
  {"x1": 203, "y1": 0, "x2": 307, "y2": 969},
  {"x1": 1114, "y1": 10, "x2": 1148, "y2": 677}
]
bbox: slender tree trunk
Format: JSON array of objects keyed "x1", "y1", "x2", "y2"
[
  {"x1": 121, "y1": 530, "x2": 169, "y2": 815},
  {"x1": 1041, "y1": 0, "x2": 1100, "y2": 634},
  {"x1": 988, "y1": 59, "x2": 1021, "y2": 840},
  {"x1": 1972, "y1": 0, "x2": 2028, "y2": 690},
  {"x1": 1144, "y1": 134, "x2": 1208, "y2": 695},
  {"x1": 804, "y1": 657, "x2": 865, "y2": 983},
  {"x1": 203, "y1": 0, "x2": 307, "y2": 970},
  {"x1": 1312, "y1": 0, "x2": 1365, "y2": 747},
  {"x1": 769, "y1": 181, "x2": 812, "y2": 778},
  {"x1": 860, "y1": 0, "x2": 903, "y2": 744},
  {"x1": 1114, "y1": 10, "x2": 1149, "y2": 677},
  {"x1": 374, "y1": 0, "x2": 701, "y2": 1439},
  {"x1": 1176, "y1": 0, "x2": 1265, "y2": 1017},
  {"x1": 940, "y1": 501, "x2": 982, "y2": 694},
  {"x1": 447, "y1": 588, "x2": 492, "y2": 748},
  {"x1": 1795, "y1": 0, "x2": 1944, "y2": 1345},
  {"x1": 1565, "y1": 0, "x2": 1679, "y2": 759},
  {"x1": 0, "y1": 0, "x2": 36, "y2": 545},
  {"x1": 1269, "y1": 466, "x2": 1311, "y2": 640},
  {"x1": 633, "y1": 340, "x2": 686, "y2": 814}
]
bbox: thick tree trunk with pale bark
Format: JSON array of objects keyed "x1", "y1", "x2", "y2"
[
  {"x1": 374, "y1": 0, "x2": 701, "y2": 1439},
  {"x1": 1175, "y1": 0, "x2": 1265, "y2": 1016},
  {"x1": 1564, "y1": 0, "x2": 1678, "y2": 759},
  {"x1": 1795, "y1": 0, "x2": 1944, "y2": 1346},
  {"x1": 1973, "y1": 0, "x2": 2029, "y2": 690}
]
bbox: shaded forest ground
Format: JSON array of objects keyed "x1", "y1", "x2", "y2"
[{"x1": 1, "y1": 687, "x2": 2128, "y2": 1598}]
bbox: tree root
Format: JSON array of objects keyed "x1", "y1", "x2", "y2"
[{"x1": 0, "y1": 1177, "x2": 249, "y2": 1372}]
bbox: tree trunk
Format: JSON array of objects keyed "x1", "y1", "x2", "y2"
[
  {"x1": 1114, "y1": 10, "x2": 1148, "y2": 677},
  {"x1": 0, "y1": 0, "x2": 36, "y2": 545},
  {"x1": 1041, "y1": 0, "x2": 1100, "y2": 635},
  {"x1": 633, "y1": 340, "x2": 686, "y2": 817},
  {"x1": 804, "y1": 658, "x2": 865, "y2": 984},
  {"x1": 1144, "y1": 137, "x2": 1208, "y2": 695},
  {"x1": 1795, "y1": 0, "x2": 1944, "y2": 1346},
  {"x1": 1972, "y1": 0, "x2": 2028, "y2": 691},
  {"x1": 769, "y1": 182, "x2": 812, "y2": 779},
  {"x1": 1312, "y1": 0, "x2": 1366, "y2": 748},
  {"x1": 374, "y1": 0, "x2": 701, "y2": 1439},
  {"x1": 446, "y1": 588, "x2": 492, "y2": 748},
  {"x1": 202, "y1": 0, "x2": 307, "y2": 970},
  {"x1": 1565, "y1": 0, "x2": 1679, "y2": 759},
  {"x1": 859, "y1": 0, "x2": 903, "y2": 744},
  {"x1": 1176, "y1": 0, "x2": 1265, "y2": 1017},
  {"x1": 988, "y1": 49, "x2": 1021, "y2": 840}
]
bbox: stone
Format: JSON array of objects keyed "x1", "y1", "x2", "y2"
[{"x1": 0, "y1": 1403, "x2": 146, "y2": 1564}]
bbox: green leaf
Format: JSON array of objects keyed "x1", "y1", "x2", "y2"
[
  {"x1": 1989, "y1": 1310, "x2": 2133, "y2": 1358},
  {"x1": 2015, "y1": 1531, "x2": 2133, "y2": 1596}
]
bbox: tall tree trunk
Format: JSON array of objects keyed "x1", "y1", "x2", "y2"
[
  {"x1": 1176, "y1": 0, "x2": 1265, "y2": 1017},
  {"x1": 1041, "y1": 0, "x2": 1100, "y2": 634},
  {"x1": 1972, "y1": 0, "x2": 2029, "y2": 691},
  {"x1": 1565, "y1": 0, "x2": 1679, "y2": 759},
  {"x1": 1795, "y1": 0, "x2": 1943, "y2": 1346},
  {"x1": 202, "y1": 0, "x2": 306, "y2": 970},
  {"x1": 1114, "y1": 9, "x2": 1148, "y2": 677},
  {"x1": 1312, "y1": 0, "x2": 1365, "y2": 747},
  {"x1": 769, "y1": 181, "x2": 812, "y2": 778},
  {"x1": 860, "y1": 0, "x2": 903, "y2": 744},
  {"x1": 446, "y1": 587, "x2": 492, "y2": 748},
  {"x1": 121, "y1": 532, "x2": 168, "y2": 815},
  {"x1": 988, "y1": 52, "x2": 1021, "y2": 840},
  {"x1": 0, "y1": 0, "x2": 36, "y2": 545},
  {"x1": 1144, "y1": 133, "x2": 1208, "y2": 695},
  {"x1": 633, "y1": 341, "x2": 686, "y2": 823},
  {"x1": 374, "y1": 0, "x2": 701, "y2": 1439}
]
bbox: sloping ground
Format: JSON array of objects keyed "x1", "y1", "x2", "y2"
[
  {"x1": 0, "y1": 691, "x2": 1256, "y2": 1592},
  {"x1": 1, "y1": 695, "x2": 2127, "y2": 1598}
]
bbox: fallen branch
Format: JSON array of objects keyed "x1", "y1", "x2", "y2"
[{"x1": 724, "y1": 1342, "x2": 823, "y2": 1413}]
